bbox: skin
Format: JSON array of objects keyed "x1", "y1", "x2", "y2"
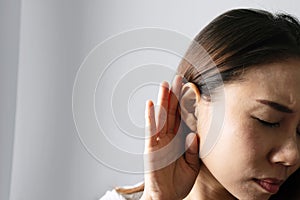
[
  {"x1": 142, "y1": 77, "x2": 200, "y2": 200},
  {"x1": 142, "y1": 58, "x2": 300, "y2": 200}
]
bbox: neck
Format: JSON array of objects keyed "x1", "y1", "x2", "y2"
[{"x1": 184, "y1": 164, "x2": 236, "y2": 200}]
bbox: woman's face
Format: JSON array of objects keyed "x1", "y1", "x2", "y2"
[{"x1": 198, "y1": 58, "x2": 300, "y2": 200}]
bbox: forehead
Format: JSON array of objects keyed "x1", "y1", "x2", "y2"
[{"x1": 235, "y1": 58, "x2": 300, "y2": 108}]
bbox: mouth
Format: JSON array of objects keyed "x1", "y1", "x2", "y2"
[{"x1": 253, "y1": 178, "x2": 284, "y2": 194}]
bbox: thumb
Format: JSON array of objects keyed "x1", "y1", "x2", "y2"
[{"x1": 184, "y1": 133, "x2": 200, "y2": 172}]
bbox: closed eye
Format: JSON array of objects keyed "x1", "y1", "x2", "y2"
[{"x1": 251, "y1": 116, "x2": 280, "y2": 128}]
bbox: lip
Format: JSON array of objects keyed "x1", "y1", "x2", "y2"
[{"x1": 253, "y1": 178, "x2": 284, "y2": 194}]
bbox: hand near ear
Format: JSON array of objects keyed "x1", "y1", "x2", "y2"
[{"x1": 141, "y1": 75, "x2": 201, "y2": 200}]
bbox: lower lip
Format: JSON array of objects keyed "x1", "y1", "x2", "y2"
[{"x1": 254, "y1": 179, "x2": 280, "y2": 194}]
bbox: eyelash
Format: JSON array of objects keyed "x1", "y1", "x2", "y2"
[
  {"x1": 252, "y1": 116, "x2": 280, "y2": 128},
  {"x1": 252, "y1": 116, "x2": 300, "y2": 136}
]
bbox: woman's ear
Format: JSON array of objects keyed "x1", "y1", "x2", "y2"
[{"x1": 179, "y1": 82, "x2": 201, "y2": 132}]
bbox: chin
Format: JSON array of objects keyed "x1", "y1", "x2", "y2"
[
  {"x1": 240, "y1": 194, "x2": 271, "y2": 200},
  {"x1": 231, "y1": 192, "x2": 271, "y2": 200},
  {"x1": 228, "y1": 184, "x2": 272, "y2": 200}
]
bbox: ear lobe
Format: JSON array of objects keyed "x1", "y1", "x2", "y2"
[{"x1": 179, "y1": 82, "x2": 201, "y2": 132}]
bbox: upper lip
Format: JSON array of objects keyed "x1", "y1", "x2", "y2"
[{"x1": 254, "y1": 178, "x2": 284, "y2": 185}]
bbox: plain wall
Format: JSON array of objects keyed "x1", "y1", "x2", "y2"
[
  {"x1": 0, "y1": 0, "x2": 20, "y2": 200},
  {"x1": 2, "y1": 1, "x2": 300, "y2": 200}
]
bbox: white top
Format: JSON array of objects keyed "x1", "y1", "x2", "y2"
[
  {"x1": 99, "y1": 182, "x2": 143, "y2": 200},
  {"x1": 100, "y1": 190, "x2": 143, "y2": 200}
]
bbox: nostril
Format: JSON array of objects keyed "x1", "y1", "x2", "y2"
[
  {"x1": 269, "y1": 139, "x2": 300, "y2": 167},
  {"x1": 284, "y1": 141, "x2": 300, "y2": 166}
]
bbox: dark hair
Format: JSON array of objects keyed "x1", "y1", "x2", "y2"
[
  {"x1": 177, "y1": 8, "x2": 300, "y2": 200},
  {"x1": 178, "y1": 8, "x2": 300, "y2": 99},
  {"x1": 116, "y1": 8, "x2": 300, "y2": 199}
]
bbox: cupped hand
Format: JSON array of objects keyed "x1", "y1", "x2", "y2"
[{"x1": 141, "y1": 75, "x2": 201, "y2": 200}]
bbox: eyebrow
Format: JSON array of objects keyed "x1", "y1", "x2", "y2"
[{"x1": 256, "y1": 99, "x2": 294, "y2": 113}]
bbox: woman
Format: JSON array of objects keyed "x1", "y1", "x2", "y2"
[{"x1": 102, "y1": 8, "x2": 300, "y2": 200}]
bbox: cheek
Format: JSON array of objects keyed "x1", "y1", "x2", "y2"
[
  {"x1": 203, "y1": 120, "x2": 261, "y2": 172},
  {"x1": 196, "y1": 106, "x2": 214, "y2": 157},
  {"x1": 218, "y1": 115, "x2": 269, "y2": 171},
  {"x1": 201, "y1": 115, "x2": 269, "y2": 195},
  {"x1": 202, "y1": 111, "x2": 264, "y2": 165}
]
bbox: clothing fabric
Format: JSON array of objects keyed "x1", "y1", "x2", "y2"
[
  {"x1": 100, "y1": 190, "x2": 143, "y2": 200},
  {"x1": 100, "y1": 182, "x2": 143, "y2": 200}
]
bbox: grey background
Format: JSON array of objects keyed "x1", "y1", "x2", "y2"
[{"x1": 1, "y1": 0, "x2": 300, "y2": 200}]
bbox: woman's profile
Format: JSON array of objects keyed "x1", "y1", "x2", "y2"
[{"x1": 101, "y1": 8, "x2": 300, "y2": 200}]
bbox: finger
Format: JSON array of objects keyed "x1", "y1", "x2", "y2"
[
  {"x1": 145, "y1": 100, "x2": 158, "y2": 147},
  {"x1": 167, "y1": 75, "x2": 183, "y2": 134},
  {"x1": 185, "y1": 133, "x2": 200, "y2": 172},
  {"x1": 173, "y1": 107, "x2": 181, "y2": 135},
  {"x1": 156, "y1": 81, "x2": 169, "y2": 137}
]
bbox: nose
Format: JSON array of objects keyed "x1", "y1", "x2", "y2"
[{"x1": 269, "y1": 137, "x2": 300, "y2": 167}]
